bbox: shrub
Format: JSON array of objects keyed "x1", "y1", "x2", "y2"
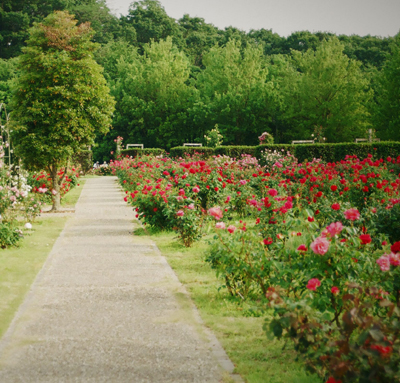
[{"x1": 0, "y1": 223, "x2": 22, "y2": 249}]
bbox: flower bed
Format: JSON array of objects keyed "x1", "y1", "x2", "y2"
[{"x1": 113, "y1": 151, "x2": 400, "y2": 382}]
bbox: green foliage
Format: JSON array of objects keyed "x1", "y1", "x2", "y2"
[
  {"x1": 121, "y1": 0, "x2": 184, "y2": 49},
  {"x1": 119, "y1": 148, "x2": 166, "y2": 157},
  {"x1": 0, "y1": 223, "x2": 21, "y2": 249},
  {"x1": 374, "y1": 34, "x2": 400, "y2": 141},
  {"x1": 111, "y1": 37, "x2": 196, "y2": 149},
  {"x1": 281, "y1": 38, "x2": 372, "y2": 143},
  {"x1": 11, "y1": 11, "x2": 115, "y2": 209},
  {"x1": 72, "y1": 150, "x2": 92, "y2": 173},
  {"x1": 194, "y1": 39, "x2": 276, "y2": 145},
  {"x1": 0, "y1": 57, "x2": 18, "y2": 106}
]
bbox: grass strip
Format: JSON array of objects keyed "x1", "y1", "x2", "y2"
[
  {"x1": 0, "y1": 217, "x2": 68, "y2": 337},
  {"x1": 140, "y1": 228, "x2": 321, "y2": 383},
  {"x1": 61, "y1": 178, "x2": 87, "y2": 208},
  {"x1": 0, "y1": 178, "x2": 87, "y2": 338}
]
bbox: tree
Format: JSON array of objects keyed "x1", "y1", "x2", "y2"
[
  {"x1": 11, "y1": 11, "x2": 115, "y2": 210},
  {"x1": 194, "y1": 40, "x2": 276, "y2": 145},
  {"x1": 121, "y1": 0, "x2": 184, "y2": 50},
  {"x1": 110, "y1": 37, "x2": 196, "y2": 149},
  {"x1": 281, "y1": 37, "x2": 372, "y2": 143},
  {"x1": 374, "y1": 33, "x2": 400, "y2": 141},
  {"x1": 178, "y1": 14, "x2": 221, "y2": 67}
]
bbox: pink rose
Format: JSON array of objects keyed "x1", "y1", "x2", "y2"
[
  {"x1": 192, "y1": 186, "x2": 200, "y2": 193},
  {"x1": 331, "y1": 286, "x2": 340, "y2": 295},
  {"x1": 208, "y1": 206, "x2": 223, "y2": 220},
  {"x1": 310, "y1": 236, "x2": 330, "y2": 255},
  {"x1": 227, "y1": 225, "x2": 236, "y2": 234},
  {"x1": 344, "y1": 208, "x2": 360, "y2": 221},
  {"x1": 187, "y1": 203, "x2": 195, "y2": 210},
  {"x1": 307, "y1": 278, "x2": 321, "y2": 291},
  {"x1": 215, "y1": 222, "x2": 226, "y2": 229},
  {"x1": 389, "y1": 252, "x2": 400, "y2": 266},
  {"x1": 326, "y1": 222, "x2": 343, "y2": 237},
  {"x1": 176, "y1": 210, "x2": 184, "y2": 217},
  {"x1": 268, "y1": 188, "x2": 278, "y2": 196},
  {"x1": 377, "y1": 255, "x2": 390, "y2": 272}
]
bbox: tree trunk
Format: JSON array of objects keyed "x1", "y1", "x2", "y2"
[{"x1": 50, "y1": 167, "x2": 61, "y2": 211}]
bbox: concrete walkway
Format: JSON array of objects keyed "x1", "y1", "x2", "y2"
[{"x1": 0, "y1": 177, "x2": 237, "y2": 382}]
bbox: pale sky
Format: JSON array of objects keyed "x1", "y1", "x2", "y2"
[{"x1": 105, "y1": 0, "x2": 400, "y2": 37}]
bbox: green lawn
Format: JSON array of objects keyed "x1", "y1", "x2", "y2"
[
  {"x1": 143, "y1": 228, "x2": 322, "y2": 383},
  {"x1": 0, "y1": 179, "x2": 87, "y2": 338}
]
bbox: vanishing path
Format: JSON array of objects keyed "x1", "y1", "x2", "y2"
[{"x1": 0, "y1": 177, "x2": 237, "y2": 382}]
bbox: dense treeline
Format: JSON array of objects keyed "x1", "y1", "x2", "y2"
[{"x1": 1, "y1": 0, "x2": 399, "y2": 160}]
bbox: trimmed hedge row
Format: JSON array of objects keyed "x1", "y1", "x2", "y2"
[
  {"x1": 124, "y1": 142, "x2": 400, "y2": 163},
  {"x1": 120, "y1": 148, "x2": 166, "y2": 158},
  {"x1": 168, "y1": 146, "x2": 215, "y2": 158}
]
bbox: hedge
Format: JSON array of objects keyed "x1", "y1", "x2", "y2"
[
  {"x1": 169, "y1": 146, "x2": 215, "y2": 158},
  {"x1": 292, "y1": 142, "x2": 400, "y2": 163},
  {"x1": 134, "y1": 142, "x2": 400, "y2": 163},
  {"x1": 119, "y1": 148, "x2": 166, "y2": 158}
]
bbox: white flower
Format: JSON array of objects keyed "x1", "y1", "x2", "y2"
[{"x1": 25, "y1": 223, "x2": 32, "y2": 230}]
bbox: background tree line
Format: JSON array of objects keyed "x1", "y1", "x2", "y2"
[{"x1": 1, "y1": 0, "x2": 399, "y2": 161}]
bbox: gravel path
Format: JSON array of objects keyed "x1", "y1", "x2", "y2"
[{"x1": 0, "y1": 177, "x2": 239, "y2": 382}]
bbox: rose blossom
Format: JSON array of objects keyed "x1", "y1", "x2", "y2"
[
  {"x1": 344, "y1": 208, "x2": 360, "y2": 221},
  {"x1": 376, "y1": 255, "x2": 391, "y2": 272},
  {"x1": 227, "y1": 225, "x2": 236, "y2": 234},
  {"x1": 331, "y1": 286, "x2": 340, "y2": 295},
  {"x1": 208, "y1": 206, "x2": 223, "y2": 220},
  {"x1": 331, "y1": 203, "x2": 340, "y2": 210},
  {"x1": 326, "y1": 222, "x2": 343, "y2": 237},
  {"x1": 297, "y1": 244, "x2": 307, "y2": 252},
  {"x1": 388, "y1": 252, "x2": 400, "y2": 266},
  {"x1": 187, "y1": 203, "x2": 195, "y2": 210},
  {"x1": 359, "y1": 234, "x2": 372, "y2": 245},
  {"x1": 310, "y1": 236, "x2": 330, "y2": 255},
  {"x1": 192, "y1": 186, "x2": 200, "y2": 193},
  {"x1": 307, "y1": 278, "x2": 321, "y2": 291},
  {"x1": 391, "y1": 241, "x2": 400, "y2": 254},
  {"x1": 176, "y1": 210, "x2": 184, "y2": 217},
  {"x1": 268, "y1": 188, "x2": 278, "y2": 196},
  {"x1": 215, "y1": 222, "x2": 226, "y2": 229}
]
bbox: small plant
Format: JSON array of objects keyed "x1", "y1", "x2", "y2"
[
  {"x1": 204, "y1": 125, "x2": 223, "y2": 148},
  {"x1": 0, "y1": 222, "x2": 22, "y2": 248}
]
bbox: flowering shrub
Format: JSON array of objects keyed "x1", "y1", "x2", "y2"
[
  {"x1": 113, "y1": 151, "x2": 400, "y2": 379},
  {"x1": 258, "y1": 132, "x2": 274, "y2": 145},
  {"x1": 28, "y1": 167, "x2": 80, "y2": 203},
  {"x1": 204, "y1": 125, "x2": 223, "y2": 147}
]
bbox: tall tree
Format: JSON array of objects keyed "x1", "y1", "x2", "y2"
[
  {"x1": 110, "y1": 37, "x2": 196, "y2": 150},
  {"x1": 121, "y1": 0, "x2": 184, "y2": 50},
  {"x1": 281, "y1": 37, "x2": 372, "y2": 143},
  {"x1": 374, "y1": 34, "x2": 400, "y2": 141},
  {"x1": 11, "y1": 11, "x2": 115, "y2": 210},
  {"x1": 178, "y1": 14, "x2": 221, "y2": 67},
  {"x1": 194, "y1": 40, "x2": 276, "y2": 145}
]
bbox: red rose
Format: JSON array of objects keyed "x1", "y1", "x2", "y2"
[
  {"x1": 391, "y1": 241, "x2": 400, "y2": 254},
  {"x1": 330, "y1": 185, "x2": 337, "y2": 191},
  {"x1": 331, "y1": 203, "x2": 340, "y2": 210},
  {"x1": 359, "y1": 234, "x2": 372, "y2": 245}
]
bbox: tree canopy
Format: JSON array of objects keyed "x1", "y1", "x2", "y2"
[{"x1": 11, "y1": 10, "x2": 115, "y2": 208}]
